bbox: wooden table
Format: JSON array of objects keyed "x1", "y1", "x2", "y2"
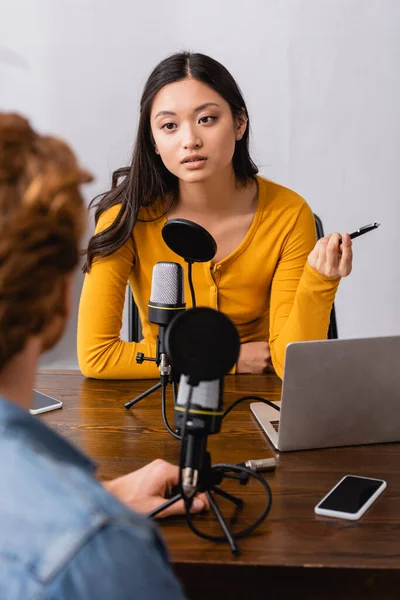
[{"x1": 36, "y1": 371, "x2": 400, "y2": 600}]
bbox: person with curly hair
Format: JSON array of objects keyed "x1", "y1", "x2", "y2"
[{"x1": 0, "y1": 113, "x2": 206, "y2": 599}]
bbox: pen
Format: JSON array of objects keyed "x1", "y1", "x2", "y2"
[
  {"x1": 237, "y1": 458, "x2": 277, "y2": 472},
  {"x1": 349, "y1": 222, "x2": 380, "y2": 240},
  {"x1": 338, "y1": 222, "x2": 380, "y2": 245}
]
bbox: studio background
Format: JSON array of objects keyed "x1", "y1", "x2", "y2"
[{"x1": 1, "y1": 0, "x2": 398, "y2": 369}]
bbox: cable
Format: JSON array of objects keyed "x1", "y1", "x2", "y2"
[
  {"x1": 184, "y1": 463, "x2": 272, "y2": 543},
  {"x1": 161, "y1": 383, "x2": 181, "y2": 440},
  {"x1": 178, "y1": 386, "x2": 273, "y2": 545},
  {"x1": 222, "y1": 395, "x2": 280, "y2": 420},
  {"x1": 187, "y1": 261, "x2": 196, "y2": 308}
]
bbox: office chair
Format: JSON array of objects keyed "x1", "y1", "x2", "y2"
[
  {"x1": 313, "y1": 214, "x2": 339, "y2": 339},
  {"x1": 128, "y1": 289, "x2": 141, "y2": 342},
  {"x1": 127, "y1": 215, "x2": 339, "y2": 342}
]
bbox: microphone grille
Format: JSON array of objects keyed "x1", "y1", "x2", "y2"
[
  {"x1": 150, "y1": 262, "x2": 184, "y2": 305},
  {"x1": 177, "y1": 375, "x2": 221, "y2": 411}
]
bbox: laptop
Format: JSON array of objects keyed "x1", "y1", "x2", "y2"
[{"x1": 250, "y1": 335, "x2": 400, "y2": 452}]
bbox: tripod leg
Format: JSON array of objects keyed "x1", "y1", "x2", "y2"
[
  {"x1": 211, "y1": 485, "x2": 244, "y2": 508},
  {"x1": 124, "y1": 381, "x2": 162, "y2": 409},
  {"x1": 206, "y1": 490, "x2": 240, "y2": 555},
  {"x1": 146, "y1": 493, "x2": 182, "y2": 519}
]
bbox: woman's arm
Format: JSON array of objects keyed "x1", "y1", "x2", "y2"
[
  {"x1": 269, "y1": 202, "x2": 341, "y2": 379},
  {"x1": 77, "y1": 205, "x2": 159, "y2": 379}
]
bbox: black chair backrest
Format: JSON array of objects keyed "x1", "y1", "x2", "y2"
[
  {"x1": 313, "y1": 214, "x2": 338, "y2": 339},
  {"x1": 128, "y1": 289, "x2": 141, "y2": 343}
]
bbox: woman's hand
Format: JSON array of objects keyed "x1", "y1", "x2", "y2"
[
  {"x1": 105, "y1": 459, "x2": 209, "y2": 518},
  {"x1": 237, "y1": 341, "x2": 272, "y2": 374},
  {"x1": 308, "y1": 232, "x2": 353, "y2": 278}
]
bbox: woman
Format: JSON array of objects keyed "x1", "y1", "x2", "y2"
[{"x1": 78, "y1": 52, "x2": 352, "y2": 380}]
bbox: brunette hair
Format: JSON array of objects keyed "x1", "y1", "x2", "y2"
[
  {"x1": 83, "y1": 51, "x2": 258, "y2": 272},
  {"x1": 0, "y1": 113, "x2": 92, "y2": 370}
]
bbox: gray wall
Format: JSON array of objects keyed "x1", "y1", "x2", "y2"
[{"x1": 1, "y1": 0, "x2": 399, "y2": 369}]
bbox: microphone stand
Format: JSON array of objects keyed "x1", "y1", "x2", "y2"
[
  {"x1": 147, "y1": 386, "x2": 272, "y2": 555},
  {"x1": 124, "y1": 329, "x2": 180, "y2": 440},
  {"x1": 147, "y1": 434, "x2": 272, "y2": 555},
  {"x1": 135, "y1": 216, "x2": 215, "y2": 433},
  {"x1": 123, "y1": 261, "x2": 197, "y2": 440}
]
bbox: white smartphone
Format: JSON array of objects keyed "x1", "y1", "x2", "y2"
[
  {"x1": 314, "y1": 475, "x2": 386, "y2": 521},
  {"x1": 30, "y1": 390, "x2": 63, "y2": 415}
]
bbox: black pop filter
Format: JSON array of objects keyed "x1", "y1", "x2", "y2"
[
  {"x1": 165, "y1": 307, "x2": 240, "y2": 384},
  {"x1": 162, "y1": 219, "x2": 217, "y2": 263}
]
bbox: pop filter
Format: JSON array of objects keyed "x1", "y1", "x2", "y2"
[
  {"x1": 165, "y1": 307, "x2": 240, "y2": 384},
  {"x1": 162, "y1": 219, "x2": 217, "y2": 263}
]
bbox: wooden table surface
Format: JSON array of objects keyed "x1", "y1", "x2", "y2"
[{"x1": 36, "y1": 370, "x2": 400, "y2": 600}]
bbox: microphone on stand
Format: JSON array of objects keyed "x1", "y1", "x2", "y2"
[
  {"x1": 126, "y1": 218, "x2": 217, "y2": 435},
  {"x1": 148, "y1": 306, "x2": 273, "y2": 555},
  {"x1": 165, "y1": 307, "x2": 240, "y2": 497},
  {"x1": 147, "y1": 261, "x2": 186, "y2": 382},
  {"x1": 175, "y1": 376, "x2": 223, "y2": 495},
  {"x1": 124, "y1": 262, "x2": 185, "y2": 418}
]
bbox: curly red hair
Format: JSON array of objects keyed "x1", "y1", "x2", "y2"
[{"x1": 0, "y1": 113, "x2": 92, "y2": 369}]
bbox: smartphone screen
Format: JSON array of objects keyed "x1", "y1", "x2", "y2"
[
  {"x1": 30, "y1": 390, "x2": 63, "y2": 415},
  {"x1": 318, "y1": 475, "x2": 384, "y2": 514}
]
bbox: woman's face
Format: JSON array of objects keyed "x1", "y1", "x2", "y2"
[{"x1": 150, "y1": 78, "x2": 246, "y2": 183}]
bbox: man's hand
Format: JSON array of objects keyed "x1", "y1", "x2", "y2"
[
  {"x1": 237, "y1": 341, "x2": 272, "y2": 374},
  {"x1": 308, "y1": 232, "x2": 353, "y2": 279},
  {"x1": 104, "y1": 459, "x2": 209, "y2": 519}
]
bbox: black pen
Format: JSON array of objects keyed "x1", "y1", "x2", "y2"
[
  {"x1": 339, "y1": 222, "x2": 380, "y2": 245},
  {"x1": 349, "y1": 222, "x2": 380, "y2": 240}
]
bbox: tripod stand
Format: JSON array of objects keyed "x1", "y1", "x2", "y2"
[
  {"x1": 147, "y1": 444, "x2": 272, "y2": 555},
  {"x1": 124, "y1": 331, "x2": 180, "y2": 440}
]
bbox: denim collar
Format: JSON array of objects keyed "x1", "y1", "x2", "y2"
[{"x1": 0, "y1": 394, "x2": 96, "y2": 474}]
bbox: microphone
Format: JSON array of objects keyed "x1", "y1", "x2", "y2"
[
  {"x1": 148, "y1": 261, "x2": 186, "y2": 328},
  {"x1": 148, "y1": 261, "x2": 185, "y2": 380},
  {"x1": 136, "y1": 261, "x2": 186, "y2": 380},
  {"x1": 125, "y1": 262, "x2": 185, "y2": 413},
  {"x1": 165, "y1": 307, "x2": 240, "y2": 496},
  {"x1": 175, "y1": 376, "x2": 223, "y2": 434},
  {"x1": 148, "y1": 308, "x2": 273, "y2": 556},
  {"x1": 175, "y1": 376, "x2": 223, "y2": 494}
]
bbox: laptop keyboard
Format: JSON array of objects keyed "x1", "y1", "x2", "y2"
[{"x1": 271, "y1": 420, "x2": 280, "y2": 433}]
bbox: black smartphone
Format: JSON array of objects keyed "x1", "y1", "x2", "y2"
[{"x1": 314, "y1": 475, "x2": 386, "y2": 520}]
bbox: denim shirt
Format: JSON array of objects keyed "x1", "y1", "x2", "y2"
[{"x1": 0, "y1": 395, "x2": 185, "y2": 599}]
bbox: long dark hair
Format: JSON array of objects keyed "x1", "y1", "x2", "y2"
[{"x1": 83, "y1": 52, "x2": 258, "y2": 272}]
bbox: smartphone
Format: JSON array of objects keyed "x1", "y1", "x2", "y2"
[
  {"x1": 30, "y1": 390, "x2": 63, "y2": 415},
  {"x1": 314, "y1": 475, "x2": 386, "y2": 520}
]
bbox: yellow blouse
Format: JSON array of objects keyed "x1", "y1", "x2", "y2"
[{"x1": 78, "y1": 176, "x2": 340, "y2": 379}]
